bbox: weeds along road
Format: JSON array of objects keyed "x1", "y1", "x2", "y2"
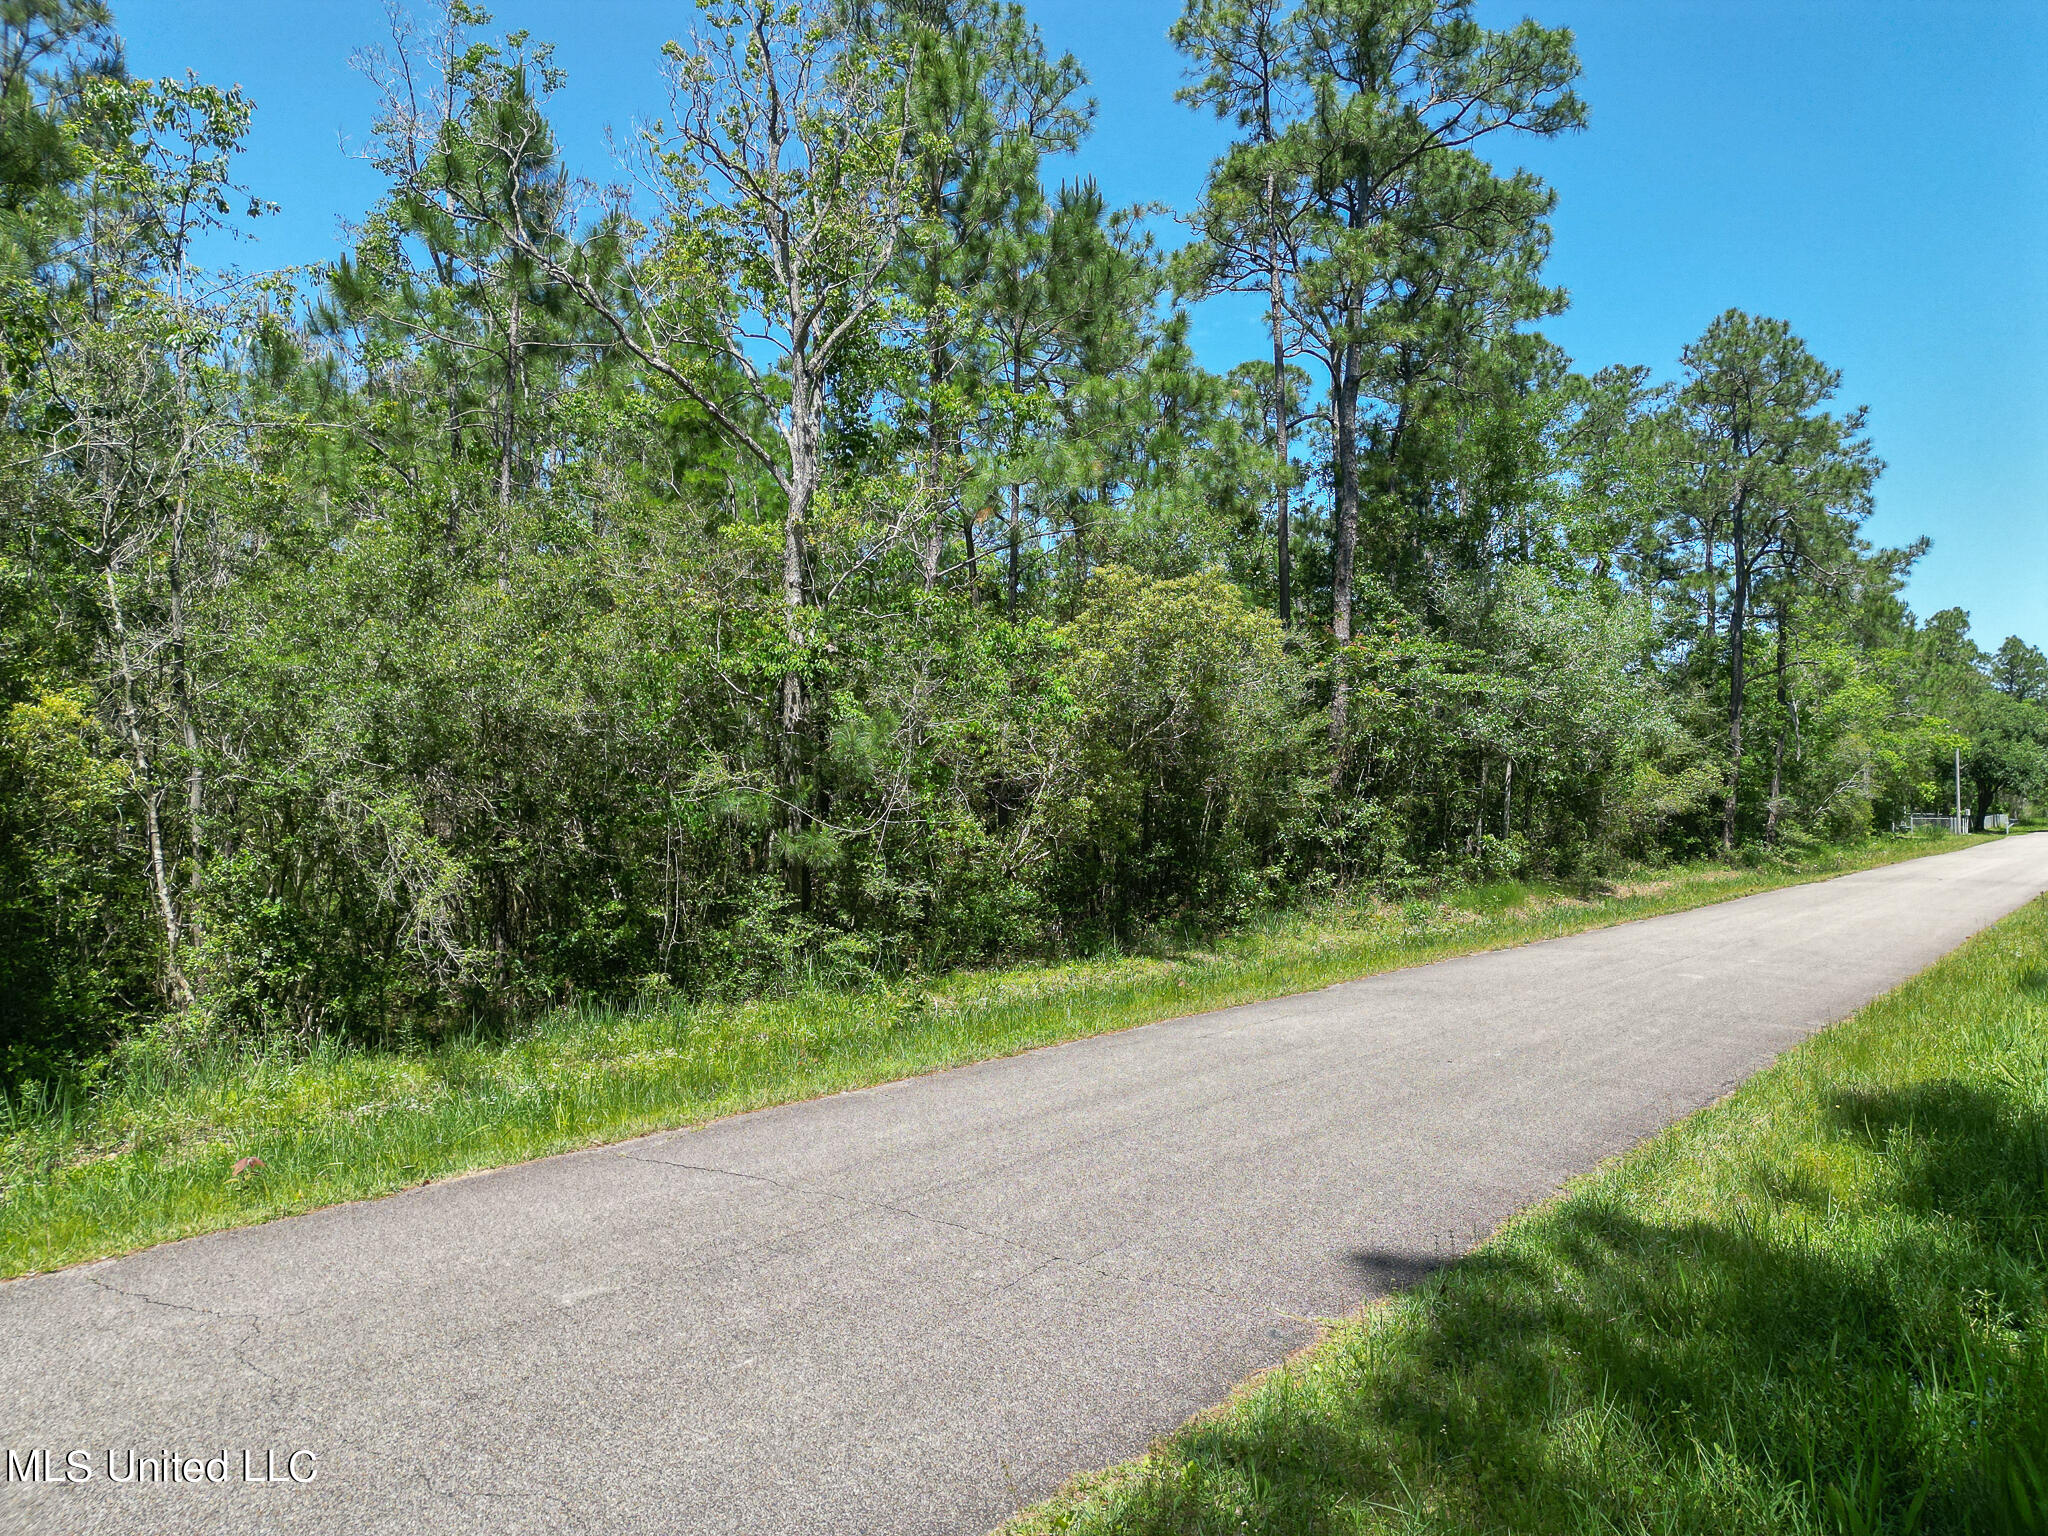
[{"x1": 6, "y1": 836, "x2": 2047, "y2": 1536}]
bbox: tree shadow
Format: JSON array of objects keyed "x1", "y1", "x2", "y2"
[
  {"x1": 1830, "y1": 1081, "x2": 2048, "y2": 1265},
  {"x1": 1342, "y1": 1248, "x2": 1446, "y2": 1294},
  {"x1": 1085, "y1": 1080, "x2": 2048, "y2": 1534}
]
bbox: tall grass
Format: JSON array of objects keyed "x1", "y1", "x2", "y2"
[
  {"x1": 1004, "y1": 891, "x2": 2048, "y2": 1536},
  {"x1": 0, "y1": 834, "x2": 1999, "y2": 1279}
]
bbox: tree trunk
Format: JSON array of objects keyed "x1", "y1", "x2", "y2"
[
  {"x1": 169, "y1": 483, "x2": 205, "y2": 948},
  {"x1": 1328, "y1": 332, "x2": 1361, "y2": 782},
  {"x1": 103, "y1": 564, "x2": 192, "y2": 1006},
  {"x1": 1765, "y1": 592, "x2": 1790, "y2": 842},
  {"x1": 445, "y1": 389, "x2": 463, "y2": 550},
  {"x1": 500, "y1": 283, "x2": 519, "y2": 509},
  {"x1": 960, "y1": 508, "x2": 979, "y2": 605},
  {"x1": 1471, "y1": 756, "x2": 1488, "y2": 855},
  {"x1": 1722, "y1": 490, "x2": 1749, "y2": 851},
  {"x1": 1008, "y1": 345, "x2": 1026, "y2": 620},
  {"x1": 784, "y1": 354, "x2": 822, "y2": 627},
  {"x1": 1703, "y1": 517, "x2": 1716, "y2": 642},
  {"x1": 1006, "y1": 483, "x2": 1022, "y2": 620},
  {"x1": 1268, "y1": 173, "x2": 1290, "y2": 630},
  {"x1": 780, "y1": 365, "x2": 819, "y2": 901},
  {"x1": 922, "y1": 321, "x2": 947, "y2": 590}
]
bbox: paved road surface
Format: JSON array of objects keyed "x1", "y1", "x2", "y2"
[{"x1": 7, "y1": 837, "x2": 2047, "y2": 1536}]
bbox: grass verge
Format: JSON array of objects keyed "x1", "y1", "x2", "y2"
[
  {"x1": 1001, "y1": 888, "x2": 2048, "y2": 1536},
  {"x1": 0, "y1": 832, "x2": 2006, "y2": 1281}
]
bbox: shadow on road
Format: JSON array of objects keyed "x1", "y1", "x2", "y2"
[
  {"x1": 1058, "y1": 1078, "x2": 2048, "y2": 1534},
  {"x1": 1340, "y1": 1249, "x2": 1446, "y2": 1294}
]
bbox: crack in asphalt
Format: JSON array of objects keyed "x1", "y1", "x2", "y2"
[
  {"x1": 79, "y1": 1274, "x2": 290, "y2": 1405},
  {"x1": 415, "y1": 1458, "x2": 573, "y2": 1513},
  {"x1": 83, "y1": 1272, "x2": 250, "y2": 1320}
]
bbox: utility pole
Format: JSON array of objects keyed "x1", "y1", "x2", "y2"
[{"x1": 1955, "y1": 745, "x2": 1963, "y2": 830}]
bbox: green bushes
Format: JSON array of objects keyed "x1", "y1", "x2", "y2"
[
  {"x1": 1053, "y1": 567, "x2": 1309, "y2": 925},
  {"x1": 0, "y1": 533, "x2": 1948, "y2": 1076},
  {"x1": 0, "y1": 694, "x2": 155, "y2": 1081}
]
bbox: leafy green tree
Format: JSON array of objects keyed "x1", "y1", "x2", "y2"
[
  {"x1": 1266, "y1": 0, "x2": 1582, "y2": 765},
  {"x1": 1990, "y1": 635, "x2": 2048, "y2": 704},
  {"x1": 1056, "y1": 565, "x2": 1306, "y2": 923},
  {"x1": 977, "y1": 174, "x2": 1164, "y2": 617},
  {"x1": 9, "y1": 69, "x2": 275, "y2": 1005},
  {"x1": 1674, "y1": 311, "x2": 1879, "y2": 848},
  {"x1": 1544, "y1": 364, "x2": 1683, "y2": 592},
  {"x1": 376, "y1": 1, "x2": 935, "y2": 916},
  {"x1": 1965, "y1": 694, "x2": 2048, "y2": 827},
  {"x1": 0, "y1": 690, "x2": 154, "y2": 1080},
  {"x1": 885, "y1": 0, "x2": 1088, "y2": 596},
  {"x1": 0, "y1": 0, "x2": 117, "y2": 301},
  {"x1": 325, "y1": 9, "x2": 608, "y2": 541},
  {"x1": 1174, "y1": 0, "x2": 1303, "y2": 626},
  {"x1": 1906, "y1": 616, "x2": 2048, "y2": 827}
]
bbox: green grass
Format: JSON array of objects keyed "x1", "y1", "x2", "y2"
[
  {"x1": 0, "y1": 833, "x2": 2003, "y2": 1280},
  {"x1": 1002, "y1": 890, "x2": 2048, "y2": 1536}
]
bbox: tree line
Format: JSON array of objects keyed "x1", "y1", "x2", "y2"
[{"x1": 3, "y1": 0, "x2": 2043, "y2": 1082}]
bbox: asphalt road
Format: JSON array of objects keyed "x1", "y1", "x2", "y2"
[{"x1": 7, "y1": 837, "x2": 2048, "y2": 1536}]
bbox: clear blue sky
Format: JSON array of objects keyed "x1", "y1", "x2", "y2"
[{"x1": 125, "y1": 0, "x2": 2048, "y2": 650}]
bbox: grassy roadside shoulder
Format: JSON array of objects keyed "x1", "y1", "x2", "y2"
[
  {"x1": 0, "y1": 832, "x2": 2007, "y2": 1280},
  {"x1": 1002, "y1": 888, "x2": 2048, "y2": 1536}
]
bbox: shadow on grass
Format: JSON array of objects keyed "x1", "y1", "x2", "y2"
[
  {"x1": 1083, "y1": 1083, "x2": 2048, "y2": 1535},
  {"x1": 1342, "y1": 1249, "x2": 1447, "y2": 1293}
]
